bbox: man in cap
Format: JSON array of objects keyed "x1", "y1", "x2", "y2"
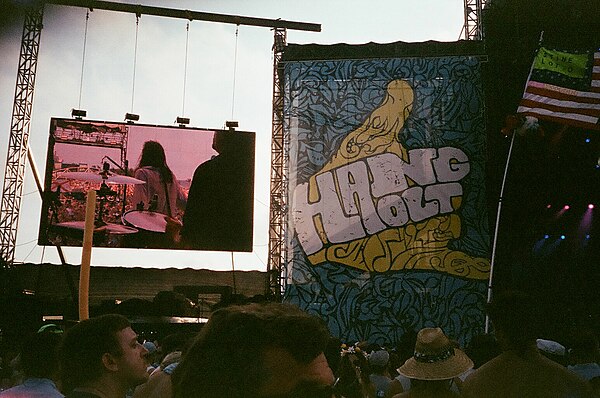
[
  {"x1": 462, "y1": 291, "x2": 595, "y2": 398},
  {"x1": 59, "y1": 314, "x2": 149, "y2": 398},
  {"x1": 0, "y1": 329, "x2": 64, "y2": 397},
  {"x1": 368, "y1": 349, "x2": 393, "y2": 397}
]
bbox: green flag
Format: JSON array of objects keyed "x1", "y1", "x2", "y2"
[{"x1": 532, "y1": 47, "x2": 589, "y2": 79}]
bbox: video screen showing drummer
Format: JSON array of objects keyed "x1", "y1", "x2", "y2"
[{"x1": 126, "y1": 141, "x2": 187, "y2": 248}]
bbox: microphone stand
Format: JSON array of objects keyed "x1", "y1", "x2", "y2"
[{"x1": 102, "y1": 155, "x2": 129, "y2": 215}]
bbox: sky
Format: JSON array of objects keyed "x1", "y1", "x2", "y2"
[{"x1": 0, "y1": 0, "x2": 465, "y2": 271}]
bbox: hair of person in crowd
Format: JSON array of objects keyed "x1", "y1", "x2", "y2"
[
  {"x1": 464, "y1": 334, "x2": 500, "y2": 369},
  {"x1": 171, "y1": 302, "x2": 333, "y2": 398},
  {"x1": 486, "y1": 290, "x2": 541, "y2": 354}
]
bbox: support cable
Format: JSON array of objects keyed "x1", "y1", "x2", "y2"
[
  {"x1": 78, "y1": 9, "x2": 90, "y2": 109},
  {"x1": 231, "y1": 252, "x2": 237, "y2": 295},
  {"x1": 231, "y1": 25, "x2": 239, "y2": 119},
  {"x1": 181, "y1": 21, "x2": 189, "y2": 116},
  {"x1": 130, "y1": 14, "x2": 140, "y2": 112}
]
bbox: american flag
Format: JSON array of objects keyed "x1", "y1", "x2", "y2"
[{"x1": 517, "y1": 48, "x2": 600, "y2": 130}]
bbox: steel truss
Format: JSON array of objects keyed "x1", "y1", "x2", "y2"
[
  {"x1": 463, "y1": 0, "x2": 488, "y2": 40},
  {"x1": 0, "y1": 5, "x2": 44, "y2": 270},
  {"x1": 266, "y1": 27, "x2": 288, "y2": 300}
]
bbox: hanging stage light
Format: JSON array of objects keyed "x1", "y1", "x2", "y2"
[
  {"x1": 124, "y1": 113, "x2": 139, "y2": 123},
  {"x1": 71, "y1": 108, "x2": 87, "y2": 119},
  {"x1": 225, "y1": 120, "x2": 239, "y2": 131},
  {"x1": 176, "y1": 117, "x2": 190, "y2": 126}
]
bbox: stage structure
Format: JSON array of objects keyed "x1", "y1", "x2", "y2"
[
  {"x1": 0, "y1": 4, "x2": 44, "y2": 272},
  {"x1": 280, "y1": 41, "x2": 490, "y2": 345},
  {"x1": 462, "y1": 0, "x2": 488, "y2": 40},
  {"x1": 0, "y1": 0, "x2": 319, "y2": 278}
]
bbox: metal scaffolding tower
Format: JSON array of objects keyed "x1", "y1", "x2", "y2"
[
  {"x1": 0, "y1": 5, "x2": 44, "y2": 270},
  {"x1": 463, "y1": 0, "x2": 488, "y2": 40},
  {"x1": 266, "y1": 27, "x2": 287, "y2": 299}
]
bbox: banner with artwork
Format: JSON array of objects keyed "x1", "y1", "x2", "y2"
[{"x1": 282, "y1": 43, "x2": 490, "y2": 345}]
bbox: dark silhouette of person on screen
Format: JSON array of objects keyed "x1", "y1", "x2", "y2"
[{"x1": 180, "y1": 130, "x2": 254, "y2": 251}]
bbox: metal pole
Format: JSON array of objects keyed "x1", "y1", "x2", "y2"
[{"x1": 485, "y1": 131, "x2": 517, "y2": 333}]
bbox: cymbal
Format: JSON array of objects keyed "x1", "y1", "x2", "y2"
[
  {"x1": 122, "y1": 210, "x2": 170, "y2": 233},
  {"x1": 53, "y1": 221, "x2": 87, "y2": 230},
  {"x1": 95, "y1": 223, "x2": 139, "y2": 234},
  {"x1": 57, "y1": 171, "x2": 145, "y2": 185}
]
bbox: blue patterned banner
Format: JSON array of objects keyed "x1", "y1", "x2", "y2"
[{"x1": 283, "y1": 54, "x2": 490, "y2": 345}]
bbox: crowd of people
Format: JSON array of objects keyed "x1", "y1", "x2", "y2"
[{"x1": 1, "y1": 291, "x2": 600, "y2": 397}]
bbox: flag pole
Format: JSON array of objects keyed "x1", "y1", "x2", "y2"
[
  {"x1": 485, "y1": 132, "x2": 516, "y2": 333},
  {"x1": 484, "y1": 31, "x2": 544, "y2": 333}
]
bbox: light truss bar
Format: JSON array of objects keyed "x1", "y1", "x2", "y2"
[{"x1": 46, "y1": 0, "x2": 321, "y2": 32}]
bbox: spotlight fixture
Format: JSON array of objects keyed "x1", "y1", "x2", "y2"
[
  {"x1": 176, "y1": 117, "x2": 190, "y2": 127},
  {"x1": 71, "y1": 108, "x2": 87, "y2": 119},
  {"x1": 225, "y1": 120, "x2": 239, "y2": 130},
  {"x1": 589, "y1": 204, "x2": 595, "y2": 209},
  {"x1": 564, "y1": 205, "x2": 570, "y2": 210},
  {"x1": 124, "y1": 113, "x2": 139, "y2": 123}
]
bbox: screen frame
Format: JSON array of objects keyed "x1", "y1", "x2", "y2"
[{"x1": 38, "y1": 117, "x2": 255, "y2": 253}]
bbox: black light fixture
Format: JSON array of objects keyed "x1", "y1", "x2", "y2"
[
  {"x1": 71, "y1": 108, "x2": 87, "y2": 119},
  {"x1": 124, "y1": 113, "x2": 139, "y2": 123},
  {"x1": 225, "y1": 120, "x2": 238, "y2": 131},
  {"x1": 176, "y1": 117, "x2": 190, "y2": 127}
]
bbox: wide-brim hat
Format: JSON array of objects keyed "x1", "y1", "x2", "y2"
[{"x1": 398, "y1": 327, "x2": 473, "y2": 381}]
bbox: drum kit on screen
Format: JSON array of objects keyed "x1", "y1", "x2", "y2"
[{"x1": 50, "y1": 163, "x2": 175, "y2": 247}]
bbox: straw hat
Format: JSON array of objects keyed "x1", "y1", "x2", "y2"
[{"x1": 398, "y1": 327, "x2": 473, "y2": 381}]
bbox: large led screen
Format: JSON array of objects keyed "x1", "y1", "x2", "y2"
[{"x1": 38, "y1": 118, "x2": 255, "y2": 252}]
